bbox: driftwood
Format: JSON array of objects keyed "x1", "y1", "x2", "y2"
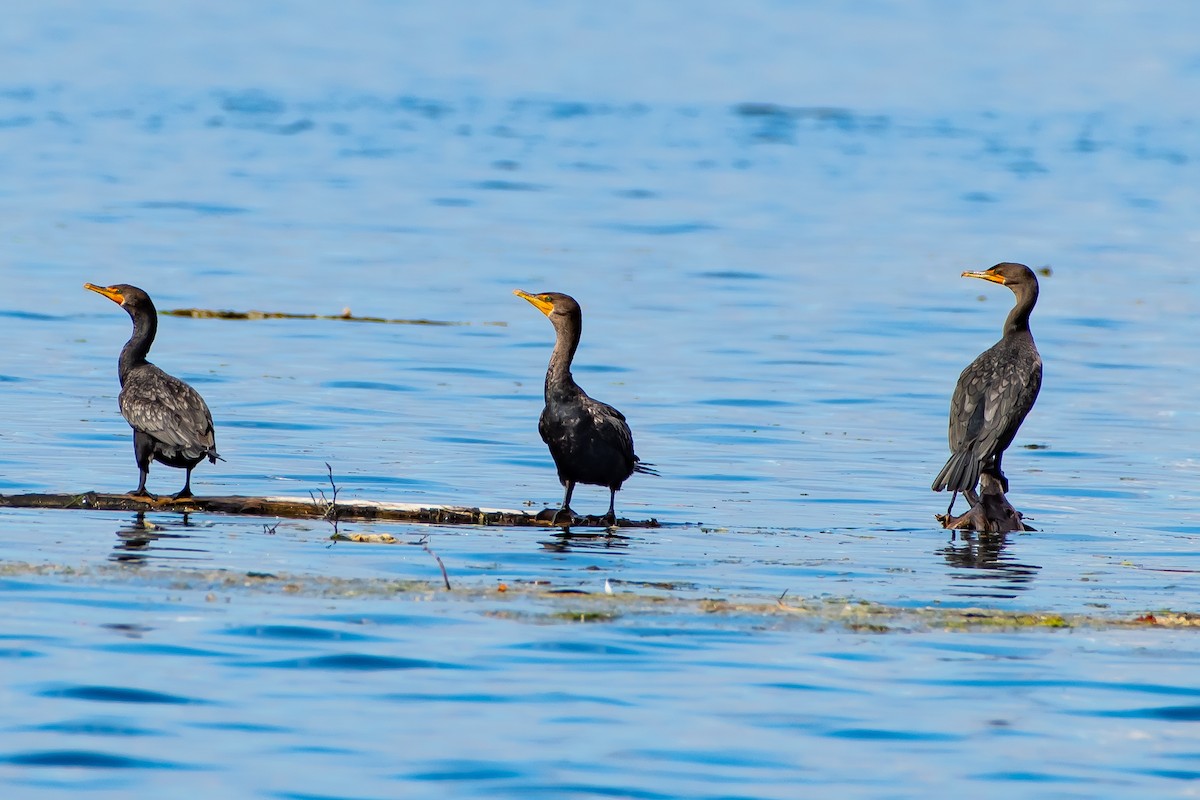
[
  {"x1": 936, "y1": 473, "x2": 1034, "y2": 533},
  {"x1": 0, "y1": 492, "x2": 660, "y2": 529}
]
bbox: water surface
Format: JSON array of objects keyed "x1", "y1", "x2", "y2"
[{"x1": 2, "y1": 1, "x2": 1199, "y2": 797}]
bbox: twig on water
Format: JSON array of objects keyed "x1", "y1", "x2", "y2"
[
  {"x1": 310, "y1": 462, "x2": 341, "y2": 540},
  {"x1": 419, "y1": 535, "x2": 452, "y2": 591},
  {"x1": 776, "y1": 589, "x2": 807, "y2": 614}
]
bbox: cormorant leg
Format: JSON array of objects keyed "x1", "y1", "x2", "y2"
[
  {"x1": 129, "y1": 432, "x2": 156, "y2": 500},
  {"x1": 945, "y1": 490, "x2": 959, "y2": 517},
  {"x1": 173, "y1": 468, "x2": 195, "y2": 500},
  {"x1": 986, "y1": 455, "x2": 1009, "y2": 494},
  {"x1": 551, "y1": 481, "x2": 575, "y2": 526},
  {"x1": 134, "y1": 468, "x2": 150, "y2": 497},
  {"x1": 603, "y1": 489, "x2": 617, "y2": 526}
]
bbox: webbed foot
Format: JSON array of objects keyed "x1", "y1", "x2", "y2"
[{"x1": 549, "y1": 506, "x2": 575, "y2": 527}]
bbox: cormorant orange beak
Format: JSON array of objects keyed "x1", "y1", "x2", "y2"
[
  {"x1": 961, "y1": 270, "x2": 1006, "y2": 285},
  {"x1": 84, "y1": 283, "x2": 126, "y2": 305},
  {"x1": 514, "y1": 289, "x2": 554, "y2": 317}
]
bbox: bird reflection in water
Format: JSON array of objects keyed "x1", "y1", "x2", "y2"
[
  {"x1": 111, "y1": 512, "x2": 204, "y2": 564},
  {"x1": 539, "y1": 528, "x2": 633, "y2": 553},
  {"x1": 939, "y1": 530, "x2": 1041, "y2": 598}
]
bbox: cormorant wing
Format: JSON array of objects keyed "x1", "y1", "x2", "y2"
[
  {"x1": 119, "y1": 366, "x2": 216, "y2": 455},
  {"x1": 949, "y1": 346, "x2": 1042, "y2": 457},
  {"x1": 580, "y1": 395, "x2": 636, "y2": 462}
]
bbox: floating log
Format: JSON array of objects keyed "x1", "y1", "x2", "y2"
[
  {"x1": 936, "y1": 473, "x2": 1034, "y2": 533},
  {"x1": 0, "y1": 492, "x2": 660, "y2": 529}
]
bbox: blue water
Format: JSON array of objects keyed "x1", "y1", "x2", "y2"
[{"x1": 2, "y1": 1, "x2": 1200, "y2": 797}]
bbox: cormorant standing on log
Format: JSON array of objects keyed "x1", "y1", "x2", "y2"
[
  {"x1": 932, "y1": 263, "x2": 1042, "y2": 515},
  {"x1": 514, "y1": 290, "x2": 655, "y2": 524},
  {"x1": 85, "y1": 283, "x2": 220, "y2": 499}
]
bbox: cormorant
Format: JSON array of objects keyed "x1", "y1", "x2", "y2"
[
  {"x1": 514, "y1": 290, "x2": 655, "y2": 525},
  {"x1": 932, "y1": 263, "x2": 1042, "y2": 514},
  {"x1": 85, "y1": 283, "x2": 220, "y2": 499}
]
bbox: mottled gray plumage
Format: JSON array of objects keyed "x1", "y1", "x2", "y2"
[
  {"x1": 516, "y1": 289, "x2": 655, "y2": 525},
  {"x1": 932, "y1": 263, "x2": 1041, "y2": 506},
  {"x1": 85, "y1": 282, "x2": 220, "y2": 498},
  {"x1": 119, "y1": 365, "x2": 218, "y2": 465}
]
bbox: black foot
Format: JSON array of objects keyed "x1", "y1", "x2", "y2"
[
  {"x1": 127, "y1": 489, "x2": 157, "y2": 502},
  {"x1": 170, "y1": 489, "x2": 195, "y2": 501},
  {"x1": 549, "y1": 507, "x2": 575, "y2": 526}
]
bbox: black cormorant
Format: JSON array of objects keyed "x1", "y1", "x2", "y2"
[
  {"x1": 932, "y1": 263, "x2": 1042, "y2": 513},
  {"x1": 514, "y1": 290, "x2": 655, "y2": 525},
  {"x1": 85, "y1": 283, "x2": 220, "y2": 499}
]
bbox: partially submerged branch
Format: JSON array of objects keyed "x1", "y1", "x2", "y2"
[
  {"x1": 309, "y1": 462, "x2": 341, "y2": 537},
  {"x1": 937, "y1": 473, "x2": 1035, "y2": 533},
  {"x1": 419, "y1": 535, "x2": 452, "y2": 591}
]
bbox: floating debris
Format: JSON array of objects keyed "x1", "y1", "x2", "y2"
[
  {"x1": 0, "y1": 558, "x2": 1193, "y2": 631},
  {"x1": 335, "y1": 532, "x2": 398, "y2": 543},
  {"x1": 163, "y1": 307, "x2": 506, "y2": 327}
]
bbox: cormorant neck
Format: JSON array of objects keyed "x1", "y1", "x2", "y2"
[
  {"x1": 118, "y1": 304, "x2": 157, "y2": 386},
  {"x1": 1004, "y1": 282, "x2": 1037, "y2": 338},
  {"x1": 545, "y1": 312, "x2": 581, "y2": 401}
]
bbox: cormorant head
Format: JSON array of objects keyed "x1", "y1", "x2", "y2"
[
  {"x1": 513, "y1": 290, "x2": 582, "y2": 326},
  {"x1": 85, "y1": 283, "x2": 155, "y2": 316},
  {"x1": 961, "y1": 262, "x2": 1038, "y2": 289}
]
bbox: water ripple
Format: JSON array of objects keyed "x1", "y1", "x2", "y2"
[
  {"x1": 38, "y1": 685, "x2": 212, "y2": 706},
  {"x1": 472, "y1": 179, "x2": 546, "y2": 192},
  {"x1": 385, "y1": 691, "x2": 635, "y2": 707},
  {"x1": 222, "y1": 420, "x2": 334, "y2": 431},
  {"x1": 137, "y1": 200, "x2": 249, "y2": 215},
  {"x1": 603, "y1": 221, "x2": 716, "y2": 235},
  {"x1": 619, "y1": 748, "x2": 794, "y2": 769},
  {"x1": 242, "y1": 654, "x2": 469, "y2": 671},
  {"x1": 322, "y1": 380, "x2": 416, "y2": 393},
  {"x1": 32, "y1": 718, "x2": 161, "y2": 737},
  {"x1": 0, "y1": 647, "x2": 41, "y2": 659},
  {"x1": 100, "y1": 643, "x2": 228, "y2": 658},
  {"x1": 405, "y1": 760, "x2": 526, "y2": 781},
  {"x1": 223, "y1": 624, "x2": 377, "y2": 642},
  {"x1": 1, "y1": 749, "x2": 188, "y2": 770},
  {"x1": 698, "y1": 398, "x2": 794, "y2": 408},
  {"x1": 1081, "y1": 705, "x2": 1200, "y2": 721},
  {"x1": 507, "y1": 640, "x2": 646, "y2": 657},
  {"x1": 1141, "y1": 769, "x2": 1200, "y2": 780},
  {"x1": 970, "y1": 770, "x2": 1093, "y2": 783},
  {"x1": 825, "y1": 728, "x2": 963, "y2": 741},
  {"x1": 491, "y1": 782, "x2": 675, "y2": 799}
]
